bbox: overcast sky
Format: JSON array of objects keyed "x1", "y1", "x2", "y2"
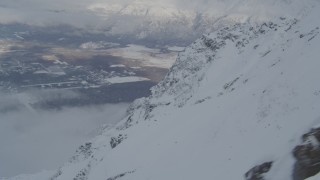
[
  {"x1": 0, "y1": 0, "x2": 102, "y2": 26},
  {"x1": 0, "y1": 0, "x2": 234, "y2": 27},
  {"x1": 0, "y1": 0, "x2": 299, "y2": 29}
]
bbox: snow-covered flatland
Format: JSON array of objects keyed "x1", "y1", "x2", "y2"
[
  {"x1": 105, "y1": 44, "x2": 177, "y2": 69},
  {"x1": 105, "y1": 76, "x2": 150, "y2": 84},
  {"x1": 50, "y1": 44, "x2": 177, "y2": 69},
  {"x1": 166, "y1": 46, "x2": 185, "y2": 52},
  {"x1": 110, "y1": 64, "x2": 126, "y2": 68},
  {"x1": 0, "y1": 40, "x2": 15, "y2": 54}
]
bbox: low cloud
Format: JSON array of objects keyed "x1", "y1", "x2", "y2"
[{"x1": 0, "y1": 92, "x2": 129, "y2": 178}]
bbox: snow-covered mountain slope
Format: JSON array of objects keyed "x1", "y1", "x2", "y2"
[{"x1": 4, "y1": 0, "x2": 320, "y2": 179}]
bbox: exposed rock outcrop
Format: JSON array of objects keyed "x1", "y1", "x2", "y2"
[
  {"x1": 245, "y1": 162, "x2": 273, "y2": 180},
  {"x1": 293, "y1": 128, "x2": 320, "y2": 180}
]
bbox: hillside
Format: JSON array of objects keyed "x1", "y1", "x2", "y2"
[{"x1": 4, "y1": 0, "x2": 320, "y2": 179}]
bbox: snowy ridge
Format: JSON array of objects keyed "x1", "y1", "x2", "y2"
[{"x1": 3, "y1": 0, "x2": 320, "y2": 179}]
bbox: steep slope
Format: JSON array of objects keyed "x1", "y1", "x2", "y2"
[{"x1": 4, "y1": 0, "x2": 320, "y2": 179}]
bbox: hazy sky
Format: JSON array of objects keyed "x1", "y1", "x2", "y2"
[
  {"x1": 0, "y1": 0, "x2": 103, "y2": 26},
  {"x1": 0, "y1": 0, "x2": 231, "y2": 27},
  {"x1": 0, "y1": 0, "x2": 300, "y2": 28}
]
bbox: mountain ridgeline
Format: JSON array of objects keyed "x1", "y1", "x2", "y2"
[{"x1": 5, "y1": 0, "x2": 320, "y2": 179}]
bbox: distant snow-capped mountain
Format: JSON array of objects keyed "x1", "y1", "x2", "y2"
[
  {"x1": 86, "y1": 0, "x2": 223, "y2": 45},
  {"x1": 3, "y1": 0, "x2": 320, "y2": 179},
  {"x1": 85, "y1": 0, "x2": 316, "y2": 46}
]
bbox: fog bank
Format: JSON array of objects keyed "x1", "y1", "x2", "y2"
[{"x1": 0, "y1": 102, "x2": 129, "y2": 178}]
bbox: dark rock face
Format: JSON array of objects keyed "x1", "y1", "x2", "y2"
[
  {"x1": 245, "y1": 162, "x2": 273, "y2": 180},
  {"x1": 69, "y1": 142, "x2": 93, "y2": 163},
  {"x1": 110, "y1": 134, "x2": 127, "y2": 149},
  {"x1": 73, "y1": 167, "x2": 90, "y2": 180},
  {"x1": 106, "y1": 170, "x2": 135, "y2": 180},
  {"x1": 292, "y1": 127, "x2": 320, "y2": 180}
]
